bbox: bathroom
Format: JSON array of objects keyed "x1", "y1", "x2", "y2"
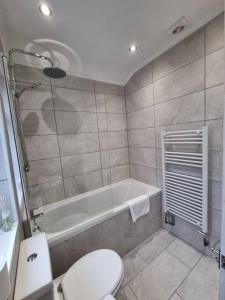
[{"x1": 0, "y1": 0, "x2": 224, "y2": 299}]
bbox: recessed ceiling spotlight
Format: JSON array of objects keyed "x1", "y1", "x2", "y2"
[
  {"x1": 172, "y1": 25, "x2": 185, "y2": 35},
  {"x1": 39, "y1": 3, "x2": 52, "y2": 16},
  {"x1": 129, "y1": 44, "x2": 138, "y2": 53}
]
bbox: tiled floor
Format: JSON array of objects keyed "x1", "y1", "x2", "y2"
[{"x1": 116, "y1": 229, "x2": 219, "y2": 300}]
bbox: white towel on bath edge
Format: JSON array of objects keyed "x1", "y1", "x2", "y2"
[{"x1": 126, "y1": 194, "x2": 150, "y2": 222}]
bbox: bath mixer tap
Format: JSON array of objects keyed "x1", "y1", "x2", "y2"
[{"x1": 30, "y1": 209, "x2": 44, "y2": 220}]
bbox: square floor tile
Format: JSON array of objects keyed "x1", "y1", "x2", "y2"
[
  {"x1": 129, "y1": 250, "x2": 190, "y2": 300},
  {"x1": 122, "y1": 250, "x2": 146, "y2": 286},
  {"x1": 117, "y1": 285, "x2": 138, "y2": 300},
  {"x1": 177, "y1": 256, "x2": 219, "y2": 300},
  {"x1": 167, "y1": 238, "x2": 202, "y2": 268},
  {"x1": 137, "y1": 229, "x2": 175, "y2": 263}
]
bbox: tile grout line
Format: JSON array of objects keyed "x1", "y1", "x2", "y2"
[
  {"x1": 152, "y1": 60, "x2": 158, "y2": 187},
  {"x1": 124, "y1": 89, "x2": 131, "y2": 178},
  {"x1": 127, "y1": 238, "x2": 178, "y2": 300},
  {"x1": 166, "y1": 247, "x2": 199, "y2": 270},
  {"x1": 49, "y1": 82, "x2": 66, "y2": 198},
  {"x1": 174, "y1": 255, "x2": 203, "y2": 299},
  {"x1": 123, "y1": 232, "x2": 177, "y2": 289},
  {"x1": 125, "y1": 45, "x2": 224, "y2": 96}
]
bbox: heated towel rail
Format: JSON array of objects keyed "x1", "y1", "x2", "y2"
[{"x1": 161, "y1": 127, "x2": 208, "y2": 234}]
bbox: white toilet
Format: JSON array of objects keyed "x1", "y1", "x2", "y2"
[{"x1": 14, "y1": 233, "x2": 124, "y2": 300}]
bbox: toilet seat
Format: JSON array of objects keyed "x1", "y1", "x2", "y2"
[{"x1": 61, "y1": 249, "x2": 124, "y2": 300}]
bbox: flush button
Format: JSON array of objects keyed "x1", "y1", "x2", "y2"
[{"x1": 27, "y1": 253, "x2": 38, "y2": 262}]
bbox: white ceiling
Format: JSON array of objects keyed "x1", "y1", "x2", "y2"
[{"x1": 0, "y1": 0, "x2": 223, "y2": 85}]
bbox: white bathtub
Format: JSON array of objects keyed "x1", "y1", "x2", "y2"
[{"x1": 34, "y1": 178, "x2": 161, "y2": 247}]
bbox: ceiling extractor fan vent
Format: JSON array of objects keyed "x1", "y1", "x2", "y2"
[{"x1": 167, "y1": 16, "x2": 191, "y2": 36}]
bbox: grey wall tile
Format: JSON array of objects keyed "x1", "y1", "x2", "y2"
[
  {"x1": 126, "y1": 84, "x2": 153, "y2": 112},
  {"x1": 205, "y1": 12, "x2": 224, "y2": 54},
  {"x1": 107, "y1": 113, "x2": 127, "y2": 131},
  {"x1": 53, "y1": 88, "x2": 96, "y2": 112},
  {"x1": 206, "y1": 84, "x2": 224, "y2": 120},
  {"x1": 208, "y1": 151, "x2": 223, "y2": 181},
  {"x1": 96, "y1": 93, "x2": 106, "y2": 112},
  {"x1": 61, "y1": 152, "x2": 101, "y2": 177},
  {"x1": 64, "y1": 171, "x2": 103, "y2": 197},
  {"x1": 25, "y1": 135, "x2": 59, "y2": 160},
  {"x1": 206, "y1": 48, "x2": 224, "y2": 88},
  {"x1": 155, "y1": 91, "x2": 204, "y2": 126},
  {"x1": 58, "y1": 133, "x2": 99, "y2": 156},
  {"x1": 102, "y1": 169, "x2": 111, "y2": 186},
  {"x1": 101, "y1": 149, "x2": 129, "y2": 169},
  {"x1": 125, "y1": 62, "x2": 153, "y2": 94},
  {"x1": 97, "y1": 93, "x2": 126, "y2": 113},
  {"x1": 154, "y1": 58, "x2": 204, "y2": 104},
  {"x1": 18, "y1": 84, "x2": 53, "y2": 110},
  {"x1": 163, "y1": 216, "x2": 204, "y2": 252},
  {"x1": 209, "y1": 208, "x2": 221, "y2": 237},
  {"x1": 14, "y1": 64, "x2": 50, "y2": 85},
  {"x1": 109, "y1": 148, "x2": 129, "y2": 167},
  {"x1": 98, "y1": 113, "x2": 126, "y2": 131},
  {"x1": 99, "y1": 131, "x2": 128, "y2": 150},
  {"x1": 156, "y1": 149, "x2": 162, "y2": 170},
  {"x1": 127, "y1": 106, "x2": 154, "y2": 130},
  {"x1": 94, "y1": 81, "x2": 124, "y2": 96},
  {"x1": 100, "y1": 151, "x2": 110, "y2": 169},
  {"x1": 128, "y1": 128, "x2": 155, "y2": 148},
  {"x1": 97, "y1": 113, "x2": 107, "y2": 131},
  {"x1": 208, "y1": 180, "x2": 222, "y2": 211},
  {"x1": 130, "y1": 164, "x2": 157, "y2": 186},
  {"x1": 156, "y1": 168, "x2": 163, "y2": 188},
  {"x1": 21, "y1": 110, "x2": 56, "y2": 135},
  {"x1": 111, "y1": 164, "x2": 129, "y2": 183},
  {"x1": 28, "y1": 158, "x2": 62, "y2": 186},
  {"x1": 105, "y1": 94, "x2": 126, "y2": 113},
  {"x1": 55, "y1": 111, "x2": 98, "y2": 133},
  {"x1": 153, "y1": 28, "x2": 204, "y2": 81},
  {"x1": 51, "y1": 74, "x2": 94, "y2": 91},
  {"x1": 28, "y1": 180, "x2": 64, "y2": 208},
  {"x1": 129, "y1": 148, "x2": 156, "y2": 168},
  {"x1": 207, "y1": 119, "x2": 223, "y2": 151}
]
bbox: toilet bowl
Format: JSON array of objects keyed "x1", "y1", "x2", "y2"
[
  {"x1": 61, "y1": 249, "x2": 124, "y2": 300},
  {"x1": 14, "y1": 233, "x2": 123, "y2": 300}
]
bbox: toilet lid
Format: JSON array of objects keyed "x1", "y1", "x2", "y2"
[{"x1": 61, "y1": 249, "x2": 123, "y2": 300}]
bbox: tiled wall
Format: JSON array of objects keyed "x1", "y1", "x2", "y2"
[
  {"x1": 125, "y1": 13, "x2": 224, "y2": 252},
  {"x1": 14, "y1": 67, "x2": 129, "y2": 209}
]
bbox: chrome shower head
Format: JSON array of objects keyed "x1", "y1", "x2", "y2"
[{"x1": 43, "y1": 67, "x2": 66, "y2": 79}]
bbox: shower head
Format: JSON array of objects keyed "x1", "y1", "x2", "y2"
[
  {"x1": 9, "y1": 48, "x2": 67, "y2": 80},
  {"x1": 43, "y1": 67, "x2": 66, "y2": 79}
]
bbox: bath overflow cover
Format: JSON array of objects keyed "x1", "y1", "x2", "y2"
[{"x1": 27, "y1": 253, "x2": 38, "y2": 262}]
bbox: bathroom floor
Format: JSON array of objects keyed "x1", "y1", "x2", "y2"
[
  {"x1": 53, "y1": 229, "x2": 219, "y2": 300},
  {"x1": 117, "y1": 229, "x2": 219, "y2": 300}
]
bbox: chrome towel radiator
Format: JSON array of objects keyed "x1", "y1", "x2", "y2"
[{"x1": 161, "y1": 127, "x2": 208, "y2": 234}]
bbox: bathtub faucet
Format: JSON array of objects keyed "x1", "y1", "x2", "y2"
[
  {"x1": 30, "y1": 208, "x2": 44, "y2": 220},
  {"x1": 30, "y1": 209, "x2": 43, "y2": 232}
]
